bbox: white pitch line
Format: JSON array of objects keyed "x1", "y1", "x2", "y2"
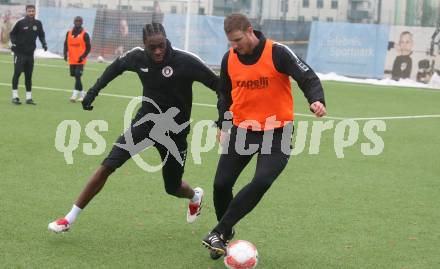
[
  {"x1": 0, "y1": 82, "x2": 439, "y2": 121},
  {"x1": 347, "y1": 115, "x2": 440, "y2": 120},
  {"x1": 0, "y1": 60, "x2": 102, "y2": 71}
]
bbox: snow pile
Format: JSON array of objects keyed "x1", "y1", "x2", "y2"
[
  {"x1": 317, "y1": 72, "x2": 440, "y2": 90},
  {"x1": 34, "y1": 49, "x2": 63, "y2": 59}
]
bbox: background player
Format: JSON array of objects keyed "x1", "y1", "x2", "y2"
[
  {"x1": 9, "y1": 4, "x2": 47, "y2": 105},
  {"x1": 64, "y1": 16, "x2": 91, "y2": 102}
]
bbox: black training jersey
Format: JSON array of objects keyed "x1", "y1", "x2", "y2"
[
  {"x1": 217, "y1": 31, "x2": 325, "y2": 126},
  {"x1": 90, "y1": 40, "x2": 219, "y2": 134},
  {"x1": 10, "y1": 16, "x2": 46, "y2": 55}
]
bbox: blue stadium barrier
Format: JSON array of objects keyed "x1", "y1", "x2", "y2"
[
  {"x1": 307, "y1": 21, "x2": 390, "y2": 79},
  {"x1": 164, "y1": 14, "x2": 228, "y2": 66},
  {"x1": 38, "y1": 7, "x2": 96, "y2": 56}
]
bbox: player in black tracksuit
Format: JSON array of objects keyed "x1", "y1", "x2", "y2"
[
  {"x1": 48, "y1": 23, "x2": 219, "y2": 233},
  {"x1": 9, "y1": 5, "x2": 47, "y2": 105}
]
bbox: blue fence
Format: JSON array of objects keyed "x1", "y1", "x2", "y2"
[
  {"x1": 39, "y1": 8, "x2": 227, "y2": 66},
  {"x1": 307, "y1": 22, "x2": 390, "y2": 79},
  {"x1": 39, "y1": 7, "x2": 96, "y2": 55},
  {"x1": 36, "y1": 11, "x2": 433, "y2": 82},
  {"x1": 164, "y1": 14, "x2": 227, "y2": 66}
]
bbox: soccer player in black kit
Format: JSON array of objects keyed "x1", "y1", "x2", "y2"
[
  {"x1": 9, "y1": 4, "x2": 47, "y2": 105},
  {"x1": 48, "y1": 23, "x2": 218, "y2": 233}
]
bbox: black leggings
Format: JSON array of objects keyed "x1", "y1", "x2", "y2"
[
  {"x1": 213, "y1": 124, "x2": 292, "y2": 236},
  {"x1": 70, "y1": 65, "x2": 84, "y2": 91},
  {"x1": 12, "y1": 54, "x2": 34, "y2": 92},
  {"x1": 75, "y1": 76, "x2": 83, "y2": 92}
]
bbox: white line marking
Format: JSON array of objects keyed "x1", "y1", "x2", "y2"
[
  {"x1": 0, "y1": 82, "x2": 439, "y2": 121},
  {"x1": 323, "y1": 80, "x2": 440, "y2": 93},
  {"x1": 0, "y1": 60, "x2": 102, "y2": 71},
  {"x1": 344, "y1": 115, "x2": 440, "y2": 120},
  {"x1": 2, "y1": 58, "x2": 440, "y2": 92}
]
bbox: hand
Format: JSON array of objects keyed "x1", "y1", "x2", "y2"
[
  {"x1": 63, "y1": 55, "x2": 67, "y2": 61},
  {"x1": 81, "y1": 90, "x2": 97, "y2": 111},
  {"x1": 43, "y1": 44, "x2": 48, "y2": 51},
  {"x1": 78, "y1": 56, "x2": 84, "y2": 63},
  {"x1": 10, "y1": 44, "x2": 16, "y2": 52},
  {"x1": 310, "y1": 101, "x2": 327, "y2": 118}
]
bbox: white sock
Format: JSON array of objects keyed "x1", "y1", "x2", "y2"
[
  {"x1": 191, "y1": 190, "x2": 200, "y2": 203},
  {"x1": 26, "y1": 91, "x2": 32, "y2": 100},
  {"x1": 65, "y1": 204, "x2": 82, "y2": 224},
  {"x1": 12, "y1": 89, "x2": 18, "y2": 99},
  {"x1": 80, "y1": 91, "x2": 86, "y2": 98},
  {"x1": 71, "y1": 90, "x2": 79, "y2": 98}
]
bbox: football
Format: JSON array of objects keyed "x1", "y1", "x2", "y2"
[
  {"x1": 96, "y1": 55, "x2": 105, "y2": 63},
  {"x1": 224, "y1": 240, "x2": 258, "y2": 269}
]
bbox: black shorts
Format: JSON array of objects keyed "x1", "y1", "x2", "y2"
[
  {"x1": 13, "y1": 53, "x2": 34, "y2": 73},
  {"x1": 102, "y1": 110, "x2": 188, "y2": 193},
  {"x1": 69, "y1": 64, "x2": 84, "y2": 77}
]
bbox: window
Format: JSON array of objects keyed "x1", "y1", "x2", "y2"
[
  {"x1": 312, "y1": 16, "x2": 319, "y2": 21},
  {"x1": 198, "y1": 7, "x2": 205, "y2": 15},
  {"x1": 92, "y1": 4, "x2": 107, "y2": 9},
  {"x1": 171, "y1": 6, "x2": 177, "y2": 14},
  {"x1": 331, "y1": 0, "x2": 338, "y2": 9},
  {"x1": 317, "y1": 0, "x2": 323, "y2": 8},
  {"x1": 117, "y1": 5, "x2": 132, "y2": 11},
  {"x1": 302, "y1": 0, "x2": 309, "y2": 8},
  {"x1": 298, "y1": 16, "x2": 305, "y2": 22},
  {"x1": 67, "y1": 3, "x2": 83, "y2": 8},
  {"x1": 281, "y1": 0, "x2": 288, "y2": 13},
  {"x1": 327, "y1": 17, "x2": 334, "y2": 22},
  {"x1": 142, "y1": 6, "x2": 154, "y2": 11}
]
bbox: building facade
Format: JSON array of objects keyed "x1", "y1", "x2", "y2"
[{"x1": 3, "y1": 0, "x2": 439, "y2": 26}]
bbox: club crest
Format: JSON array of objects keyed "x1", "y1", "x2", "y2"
[{"x1": 162, "y1": 66, "x2": 173, "y2": 77}]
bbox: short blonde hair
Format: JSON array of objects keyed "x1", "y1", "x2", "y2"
[{"x1": 224, "y1": 13, "x2": 251, "y2": 34}]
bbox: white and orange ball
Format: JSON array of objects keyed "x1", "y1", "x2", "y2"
[{"x1": 224, "y1": 240, "x2": 258, "y2": 269}]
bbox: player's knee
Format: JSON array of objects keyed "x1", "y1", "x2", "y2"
[
  {"x1": 164, "y1": 183, "x2": 179, "y2": 196},
  {"x1": 162, "y1": 167, "x2": 183, "y2": 196},
  {"x1": 100, "y1": 164, "x2": 115, "y2": 174},
  {"x1": 251, "y1": 177, "x2": 275, "y2": 193},
  {"x1": 213, "y1": 179, "x2": 233, "y2": 193}
]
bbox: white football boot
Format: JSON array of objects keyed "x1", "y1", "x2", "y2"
[
  {"x1": 187, "y1": 187, "x2": 204, "y2": 223},
  {"x1": 48, "y1": 218, "x2": 70, "y2": 233}
]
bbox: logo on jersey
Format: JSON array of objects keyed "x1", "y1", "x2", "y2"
[
  {"x1": 162, "y1": 66, "x2": 173, "y2": 77},
  {"x1": 32, "y1": 25, "x2": 37, "y2": 31},
  {"x1": 236, "y1": 77, "x2": 269, "y2": 90},
  {"x1": 140, "y1": 67, "x2": 149, "y2": 73},
  {"x1": 295, "y1": 57, "x2": 309, "y2": 72}
]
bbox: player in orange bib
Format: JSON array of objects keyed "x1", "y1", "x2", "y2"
[
  {"x1": 203, "y1": 13, "x2": 327, "y2": 258},
  {"x1": 64, "y1": 16, "x2": 91, "y2": 102}
]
